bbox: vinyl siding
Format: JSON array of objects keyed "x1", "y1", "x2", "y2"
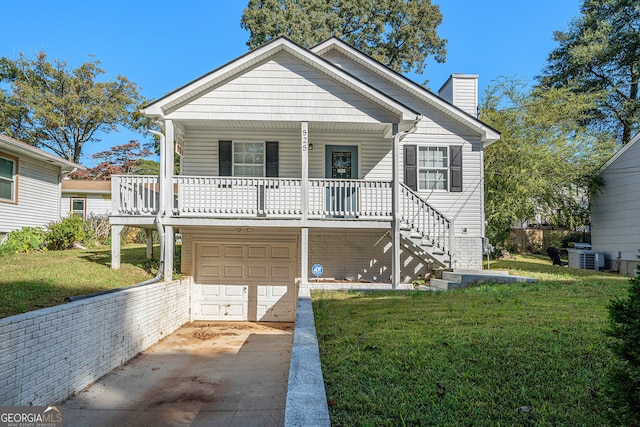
[
  {"x1": 61, "y1": 194, "x2": 112, "y2": 218},
  {"x1": 170, "y1": 52, "x2": 398, "y2": 125},
  {"x1": 0, "y1": 153, "x2": 61, "y2": 233},
  {"x1": 181, "y1": 128, "x2": 390, "y2": 180},
  {"x1": 591, "y1": 140, "x2": 640, "y2": 261}
]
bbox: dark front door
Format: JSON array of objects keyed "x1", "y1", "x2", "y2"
[{"x1": 325, "y1": 145, "x2": 358, "y2": 215}]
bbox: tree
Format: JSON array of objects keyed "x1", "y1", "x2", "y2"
[
  {"x1": 606, "y1": 271, "x2": 640, "y2": 426},
  {"x1": 538, "y1": 0, "x2": 640, "y2": 145},
  {"x1": 71, "y1": 141, "x2": 158, "y2": 180},
  {"x1": 241, "y1": 0, "x2": 447, "y2": 77},
  {"x1": 480, "y1": 78, "x2": 616, "y2": 248},
  {"x1": 0, "y1": 52, "x2": 145, "y2": 163}
]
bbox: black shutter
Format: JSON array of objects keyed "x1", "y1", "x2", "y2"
[
  {"x1": 265, "y1": 141, "x2": 279, "y2": 177},
  {"x1": 219, "y1": 140, "x2": 232, "y2": 176},
  {"x1": 403, "y1": 145, "x2": 417, "y2": 191},
  {"x1": 450, "y1": 145, "x2": 463, "y2": 192}
]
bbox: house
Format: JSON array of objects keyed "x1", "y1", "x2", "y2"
[
  {"x1": 60, "y1": 179, "x2": 112, "y2": 218},
  {"x1": 0, "y1": 134, "x2": 84, "y2": 239},
  {"x1": 590, "y1": 132, "x2": 640, "y2": 275},
  {"x1": 109, "y1": 37, "x2": 500, "y2": 321}
]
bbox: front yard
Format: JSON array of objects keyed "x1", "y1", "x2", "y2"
[
  {"x1": 0, "y1": 245, "x2": 157, "y2": 318},
  {"x1": 313, "y1": 256, "x2": 630, "y2": 426}
]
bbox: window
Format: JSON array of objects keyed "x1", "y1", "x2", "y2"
[
  {"x1": 233, "y1": 142, "x2": 265, "y2": 177},
  {"x1": 71, "y1": 198, "x2": 86, "y2": 218},
  {"x1": 418, "y1": 146, "x2": 448, "y2": 190},
  {"x1": 0, "y1": 154, "x2": 17, "y2": 203}
]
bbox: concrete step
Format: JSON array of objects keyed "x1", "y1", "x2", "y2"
[{"x1": 441, "y1": 271, "x2": 537, "y2": 286}]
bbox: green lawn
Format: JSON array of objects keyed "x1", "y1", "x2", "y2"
[
  {"x1": 0, "y1": 245, "x2": 159, "y2": 318},
  {"x1": 313, "y1": 255, "x2": 630, "y2": 426}
]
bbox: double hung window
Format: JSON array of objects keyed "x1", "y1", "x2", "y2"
[
  {"x1": 0, "y1": 154, "x2": 17, "y2": 202},
  {"x1": 418, "y1": 146, "x2": 448, "y2": 191}
]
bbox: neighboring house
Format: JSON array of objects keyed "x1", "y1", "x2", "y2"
[
  {"x1": 0, "y1": 134, "x2": 84, "y2": 239},
  {"x1": 591, "y1": 132, "x2": 640, "y2": 275},
  {"x1": 109, "y1": 37, "x2": 500, "y2": 321},
  {"x1": 61, "y1": 180, "x2": 112, "y2": 218}
]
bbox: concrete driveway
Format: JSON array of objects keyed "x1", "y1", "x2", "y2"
[{"x1": 59, "y1": 322, "x2": 294, "y2": 427}]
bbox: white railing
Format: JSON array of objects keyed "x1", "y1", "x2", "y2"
[
  {"x1": 308, "y1": 179, "x2": 392, "y2": 218},
  {"x1": 112, "y1": 175, "x2": 160, "y2": 215},
  {"x1": 400, "y1": 183, "x2": 454, "y2": 256},
  {"x1": 175, "y1": 176, "x2": 302, "y2": 216}
]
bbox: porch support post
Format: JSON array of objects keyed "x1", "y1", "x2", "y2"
[
  {"x1": 145, "y1": 229, "x2": 153, "y2": 259},
  {"x1": 391, "y1": 123, "x2": 401, "y2": 288},
  {"x1": 111, "y1": 225, "x2": 123, "y2": 270},
  {"x1": 162, "y1": 120, "x2": 175, "y2": 279},
  {"x1": 163, "y1": 225, "x2": 174, "y2": 280},
  {"x1": 301, "y1": 121, "x2": 309, "y2": 220},
  {"x1": 301, "y1": 227, "x2": 309, "y2": 285}
]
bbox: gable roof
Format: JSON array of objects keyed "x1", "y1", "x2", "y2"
[
  {"x1": 598, "y1": 132, "x2": 640, "y2": 174},
  {"x1": 143, "y1": 37, "x2": 421, "y2": 129},
  {"x1": 0, "y1": 134, "x2": 85, "y2": 171},
  {"x1": 311, "y1": 37, "x2": 500, "y2": 146}
]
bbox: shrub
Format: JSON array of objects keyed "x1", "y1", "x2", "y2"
[
  {"x1": 0, "y1": 227, "x2": 46, "y2": 256},
  {"x1": 87, "y1": 214, "x2": 111, "y2": 244},
  {"x1": 45, "y1": 215, "x2": 95, "y2": 250},
  {"x1": 606, "y1": 273, "x2": 640, "y2": 426}
]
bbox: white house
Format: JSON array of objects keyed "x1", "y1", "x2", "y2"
[
  {"x1": 61, "y1": 180, "x2": 112, "y2": 218},
  {"x1": 591, "y1": 132, "x2": 640, "y2": 275},
  {"x1": 0, "y1": 134, "x2": 84, "y2": 239},
  {"x1": 109, "y1": 37, "x2": 500, "y2": 321}
]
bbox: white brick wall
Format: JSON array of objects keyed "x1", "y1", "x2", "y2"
[
  {"x1": 0, "y1": 279, "x2": 191, "y2": 406},
  {"x1": 453, "y1": 237, "x2": 483, "y2": 270}
]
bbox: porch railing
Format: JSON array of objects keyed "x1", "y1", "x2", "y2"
[
  {"x1": 399, "y1": 183, "x2": 454, "y2": 256},
  {"x1": 112, "y1": 175, "x2": 160, "y2": 215}
]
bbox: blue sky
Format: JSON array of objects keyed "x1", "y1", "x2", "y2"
[{"x1": 2, "y1": 1, "x2": 580, "y2": 166}]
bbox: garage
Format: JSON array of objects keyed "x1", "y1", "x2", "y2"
[{"x1": 192, "y1": 241, "x2": 297, "y2": 322}]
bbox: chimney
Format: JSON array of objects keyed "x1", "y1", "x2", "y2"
[{"x1": 438, "y1": 74, "x2": 478, "y2": 117}]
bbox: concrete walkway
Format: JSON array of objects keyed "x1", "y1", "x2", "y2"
[{"x1": 59, "y1": 322, "x2": 293, "y2": 427}]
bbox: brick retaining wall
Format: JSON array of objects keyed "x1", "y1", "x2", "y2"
[{"x1": 0, "y1": 279, "x2": 191, "y2": 406}]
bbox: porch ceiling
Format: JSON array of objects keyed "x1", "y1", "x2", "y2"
[{"x1": 177, "y1": 119, "x2": 390, "y2": 134}]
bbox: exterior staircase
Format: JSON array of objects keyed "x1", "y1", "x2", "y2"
[
  {"x1": 428, "y1": 270, "x2": 537, "y2": 290},
  {"x1": 399, "y1": 183, "x2": 453, "y2": 268}
]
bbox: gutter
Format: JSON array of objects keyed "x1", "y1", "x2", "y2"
[{"x1": 65, "y1": 126, "x2": 168, "y2": 303}]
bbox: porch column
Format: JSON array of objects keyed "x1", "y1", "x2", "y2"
[
  {"x1": 301, "y1": 227, "x2": 309, "y2": 285},
  {"x1": 391, "y1": 124, "x2": 401, "y2": 288},
  {"x1": 111, "y1": 225, "x2": 123, "y2": 270},
  {"x1": 163, "y1": 120, "x2": 175, "y2": 279},
  {"x1": 301, "y1": 121, "x2": 309, "y2": 220},
  {"x1": 145, "y1": 229, "x2": 153, "y2": 259}
]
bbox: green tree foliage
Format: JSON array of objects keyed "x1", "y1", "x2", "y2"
[
  {"x1": 0, "y1": 52, "x2": 145, "y2": 163},
  {"x1": 606, "y1": 272, "x2": 640, "y2": 426},
  {"x1": 539, "y1": 0, "x2": 640, "y2": 145},
  {"x1": 71, "y1": 140, "x2": 158, "y2": 180},
  {"x1": 241, "y1": 0, "x2": 446, "y2": 77},
  {"x1": 480, "y1": 78, "x2": 616, "y2": 248}
]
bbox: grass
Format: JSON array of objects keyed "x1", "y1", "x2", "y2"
[
  {"x1": 312, "y1": 255, "x2": 630, "y2": 426},
  {"x1": 0, "y1": 245, "x2": 160, "y2": 318}
]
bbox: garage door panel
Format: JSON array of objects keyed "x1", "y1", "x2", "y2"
[
  {"x1": 225, "y1": 246, "x2": 244, "y2": 257},
  {"x1": 248, "y1": 246, "x2": 268, "y2": 258},
  {"x1": 197, "y1": 264, "x2": 221, "y2": 281},
  {"x1": 200, "y1": 245, "x2": 221, "y2": 258},
  {"x1": 248, "y1": 264, "x2": 268, "y2": 278},
  {"x1": 224, "y1": 265, "x2": 244, "y2": 278},
  {"x1": 272, "y1": 246, "x2": 291, "y2": 258},
  {"x1": 272, "y1": 265, "x2": 293, "y2": 278}
]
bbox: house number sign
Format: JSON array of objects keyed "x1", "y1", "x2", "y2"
[
  {"x1": 312, "y1": 264, "x2": 323, "y2": 278},
  {"x1": 301, "y1": 122, "x2": 308, "y2": 152}
]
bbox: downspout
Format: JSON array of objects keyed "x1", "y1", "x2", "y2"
[
  {"x1": 65, "y1": 127, "x2": 167, "y2": 303},
  {"x1": 392, "y1": 116, "x2": 421, "y2": 288}
]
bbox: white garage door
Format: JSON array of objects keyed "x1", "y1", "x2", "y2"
[{"x1": 193, "y1": 242, "x2": 297, "y2": 322}]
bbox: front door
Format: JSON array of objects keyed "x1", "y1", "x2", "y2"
[{"x1": 325, "y1": 145, "x2": 358, "y2": 215}]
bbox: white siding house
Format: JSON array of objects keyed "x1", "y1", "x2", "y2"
[
  {"x1": 0, "y1": 134, "x2": 84, "y2": 238},
  {"x1": 61, "y1": 180, "x2": 112, "y2": 218},
  {"x1": 591, "y1": 133, "x2": 640, "y2": 275},
  {"x1": 110, "y1": 37, "x2": 500, "y2": 322}
]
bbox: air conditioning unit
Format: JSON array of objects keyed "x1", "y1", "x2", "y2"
[{"x1": 567, "y1": 249, "x2": 605, "y2": 270}]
